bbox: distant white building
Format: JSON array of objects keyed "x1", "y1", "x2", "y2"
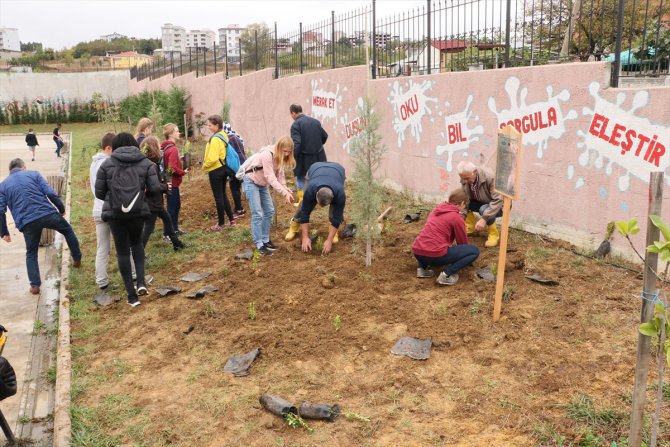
[
  {"x1": 186, "y1": 29, "x2": 216, "y2": 51},
  {"x1": 100, "y1": 32, "x2": 126, "y2": 42},
  {"x1": 162, "y1": 23, "x2": 186, "y2": 53},
  {"x1": 0, "y1": 27, "x2": 20, "y2": 52},
  {"x1": 218, "y1": 24, "x2": 246, "y2": 61}
]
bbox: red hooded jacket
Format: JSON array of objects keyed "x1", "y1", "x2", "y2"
[
  {"x1": 411, "y1": 202, "x2": 469, "y2": 257},
  {"x1": 161, "y1": 140, "x2": 186, "y2": 187}
]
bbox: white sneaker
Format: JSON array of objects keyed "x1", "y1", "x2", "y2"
[
  {"x1": 436, "y1": 272, "x2": 459, "y2": 286},
  {"x1": 127, "y1": 297, "x2": 141, "y2": 307},
  {"x1": 416, "y1": 267, "x2": 434, "y2": 278},
  {"x1": 136, "y1": 286, "x2": 148, "y2": 296}
]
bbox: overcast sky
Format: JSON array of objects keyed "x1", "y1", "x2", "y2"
[{"x1": 0, "y1": 0, "x2": 426, "y2": 50}]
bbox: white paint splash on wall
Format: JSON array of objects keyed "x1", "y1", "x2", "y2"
[
  {"x1": 576, "y1": 81, "x2": 670, "y2": 191},
  {"x1": 435, "y1": 95, "x2": 484, "y2": 172},
  {"x1": 310, "y1": 79, "x2": 344, "y2": 126},
  {"x1": 488, "y1": 77, "x2": 578, "y2": 159},
  {"x1": 388, "y1": 79, "x2": 437, "y2": 147}
]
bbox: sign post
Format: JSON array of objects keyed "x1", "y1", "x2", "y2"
[{"x1": 492, "y1": 125, "x2": 522, "y2": 321}]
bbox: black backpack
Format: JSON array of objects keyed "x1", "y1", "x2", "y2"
[{"x1": 109, "y1": 159, "x2": 147, "y2": 216}]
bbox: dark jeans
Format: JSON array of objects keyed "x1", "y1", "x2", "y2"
[
  {"x1": 54, "y1": 139, "x2": 64, "y2": 157},
  {"x1": 468, "y1": 200, "x2": 503, "y2": 225},
  {"x1": 414, "y1": 245, "x2": 480, "y2": 276},
  {"x1": 165, "y1": 186, "x2": 181, "y2": 234},
  {"x1": 143, "y1": 208, "x2": 178, "y2": 248},
  {"x1": 229, "y1": 175, "x2": 244, "y2": 212},
  {"x1": 22, "y1": 213, "x2": 82, "y2": 287},
  {"x1": 109, "y1": 218, "x2": 146, "y2": 300},
  {"x1": 208, "y1": 167, "x2": 234, "y2": 225}
]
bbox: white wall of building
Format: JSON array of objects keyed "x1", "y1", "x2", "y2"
[
  {"x1": 0, "y1": 28, "x2": 20, "y2": 52},
  {"x1": 218, "y1": 25, "x2": 245, "y2": 58},
  {"x1": 161, "y1": 23, "x2": 185, "y2": 53}
]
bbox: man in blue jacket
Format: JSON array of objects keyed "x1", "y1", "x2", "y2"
[
  {"x1": 285, "y1": 162, "x2": 345, "y2": 255},
  {"x1": 0, "y1": 158, "x2": 81, "y2": 295},
  {"x1": 289, "y1": 104, "x2": 328, "y2": 205}
]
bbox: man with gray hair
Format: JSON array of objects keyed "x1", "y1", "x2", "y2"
[
  {"x1": 0, "y1": 158, "x2": 81, "y2": 295},
  {"x1": 285, "y1": 161, "x2": 345, "y2": 255},
  {"x1": 457, "y1": 160, "x2": 503, "y2": 247}
]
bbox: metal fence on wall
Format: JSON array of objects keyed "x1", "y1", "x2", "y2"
[{"x1": 131, "y1": 0, "x2": 670, "y2": 87}]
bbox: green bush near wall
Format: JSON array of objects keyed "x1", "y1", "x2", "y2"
[{"x1": 118, "y1": 87, "x2": 188, "y2": 130}]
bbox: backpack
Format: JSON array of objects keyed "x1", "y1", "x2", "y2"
[
  {"x1": 236, "y1": 153, "x2": 259, "y2": 180},
  {"x1": 109, "y1": 159, "x2": 147, "y2": 215},
  {"x1": 213, "y1": 133, "x2": 240, "y2": 173}
]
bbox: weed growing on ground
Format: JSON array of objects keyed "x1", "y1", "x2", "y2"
[
  {"x1": 469, "y1": 297, "x2": 484, "y2": 315},
  {"x1": 18, "y1": 415, "x2": 31, "y2": 424},
  {"x1": 251, "y1": 249, "x2": 261, "y2": 270},
  {"x1": 566, "y1": 393, "x2": 625, "y2": 439},
  {"x1": 248, "y1": 302, "x2": 257, "y2": 320},
  {"x1": 502, "y1": 286, "x2": 516, "y2": 302},
  {"x1": 47, "y1": 366, "x2": 57, "y2": 385},
  {"x1": 204, "y1": 302, "x2": 218, "y2": 319},
  {"x1": 334, "y1": 315, "x2": 342, "y2": 331},
  {"x1": 491, "y1": 262, "x2": 498, "y2": 276},
  {"x1": 33, "y1": 319, "x2": 45, "y2": 333},
  {"x1": 436, "y1": 301, "x2": 447, "y2": 319},
  {"x1": 285, "y1": 413, "x2": 313, "y2": 432},
  {"x1": 345, "y1": 411, "x2": 371, "y2": 422}
]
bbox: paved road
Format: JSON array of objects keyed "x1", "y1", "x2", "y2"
[{"x1": 0, "y1": 132, "x2": 67, "y2": 443}]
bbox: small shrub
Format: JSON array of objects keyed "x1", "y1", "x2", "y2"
[{"x1": 248, "y1": 302, "x2": 257, "y2": 320}]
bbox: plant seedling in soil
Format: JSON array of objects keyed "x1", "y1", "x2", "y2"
[
  {"x1": 248, "y1": 302, "x2": 257, "y2": 321},
  {"x1": 33, "y1": 320, "x2": 45, "y2": 332},
  {"x1": 491, "y1": 262, "x2": 498, "y2": 276},
  {"x1": 333, "y1": 315, "x2": 342, "y2": 331},
  {"x1": 344, "y1": 411, "x2": 371, "y2": 422},
  {"x1": 251, "y1": 249, "x2": 261, "y2": 270},
  {"x1": 502, "y1": 286, "x2": 516, "y2": 302},
  {"x1": 315, "y1": 236, "x2": 325, "y2": 253},
  {"x1": 285, "y1": 413, "x2": 313, "y2": 432}
]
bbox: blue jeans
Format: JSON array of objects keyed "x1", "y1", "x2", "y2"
[
  {"x1": 414, "y1": 245, "x2": 480, "y2": 276},
  {"x1": 165, "y1": 186, "x2": 181, "y2": 234},
  {"x1": 54, "y1": 139, "x2": 64, "y2": 157},
  {"x1": 296, "y1": 176, "x2": 306, "y2": 190},
  {"x1": 22, "y1": 213, "x2": 82, "y2": 287},
  {"x1": 242, "y1": 177, "x2": 274, "y2": 248},
  {"x1": 468, "y1": 200, "x2": 502, "y2": 225}
]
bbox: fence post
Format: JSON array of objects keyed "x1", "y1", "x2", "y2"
[
  {"x1": 331, "y1": 10, "x2": 336, "y2": 69},
  {"x1": 214, "y1": 42, "x2": 217, "y2": 74},
  {"x1": 180, "y1": 51, "x2": 183, "y2": 76},
  {"x1": 203, "y1": 47, "x2": 207, "y2": 77},
  {"x1": 611, "y1": 0, "x2": 625, "y2": 87},
  {"x1": 188, "y1": 47, "x2": 192, "y2": 74},
  {"x1": 171, "y1": 51, "x2": 175, "y2": 77},
  {"x1": 197, "y1": 43, "x2": 201, "y2": 77},
  {"x1": 239, "y1": 37, "x2": 243, "y2": 76},
  {"x1": 505, "y1": 0, "x2": 511, "y2": 67},
  {"x1": 300, "y1": 22, "x2": 304, "y2": 74},
  {"x1": 372, "y1": 0, "x2": 377, "y2": 79},
  {"x1": 426, "y1": 0, "x2": 432, "y2": 74},
  {"x1": 224, "y1": 38, "x2": 229, "y2": 78},
  {"x1": 254, "y1": 30, "x2": 259, "y2": 71},
  {"x1": 628, "y1": 172, "x2": 664, "y2": 447},
  {"x1": 274, "y1": 22, "x2": 279, "y2": 79}
]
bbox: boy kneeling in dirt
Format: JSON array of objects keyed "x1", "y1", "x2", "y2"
[
  {"x1": 285, "y1": 161, "x2": 345, "y2": 255},
  {"x1": 411, "y1": 189, "x2": 479, "y2": 286}
]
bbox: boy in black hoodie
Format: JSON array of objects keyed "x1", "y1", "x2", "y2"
[{"x1": 25, "y1": 129, "x2": 39, "y2": 162}]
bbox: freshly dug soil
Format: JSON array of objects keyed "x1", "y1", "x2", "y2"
[{"x1": 72, "y1": 174, "x2": 668, "y2": 446}]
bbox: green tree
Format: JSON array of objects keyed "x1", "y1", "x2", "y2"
[
  {"x1": 240, "y1": 23, "x2": 273, "y2": 70},
  {"x1": 349, "y1": 97, "x2": 386, "y2": 267},
  {"x1": 20, "y1": 41, "x2": 43, "y2": 52},
  {"x1": 62, "y1": 51, "x2": 75, "y2": 67}
]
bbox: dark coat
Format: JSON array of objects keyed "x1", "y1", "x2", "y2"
[
  {"x1": 291, "y1": 114, "x2": 328, "y2": 178},
  {"x1": 25, "y1": 133, "x2": 39, "y2": 147},
  {"x1": 145, "y1": 158, "x2": 168, "y2": 212},
  {"x1": 94, "y1": 146, "x2": 161, "y2": 221}
]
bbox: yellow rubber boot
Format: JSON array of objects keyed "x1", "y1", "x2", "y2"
[
  {"x1": 333, "y1": 232, "x2": 339, "y2": 244},
  {"x1": 485, "y1": 223, "x2": 499, "y2": 247},
  {"x1": 285, "y1": 219, "x2": 300, "y2": 241},
  {"x1": 294, "y1": 190, "x2": 304, "y2": 208},
  {"x1": 465, "y1": 211, "x2": 476, "y2": 235}
]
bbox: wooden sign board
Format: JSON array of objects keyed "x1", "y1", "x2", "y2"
[
  {"x1": 493, "y1": 125, "x2": 522, "y2": 200},
  {"x1": 492, "y1": 125, "x2": 522, "y2": 322}
]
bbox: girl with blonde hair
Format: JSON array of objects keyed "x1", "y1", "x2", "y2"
[
  {"x1": 241, "y1": 136, "x2": 295, "y2": 255},
  {"x1": 135, "y1": 118, "x2": 154, "y2": 146}
]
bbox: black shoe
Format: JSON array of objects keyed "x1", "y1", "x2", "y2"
[
  {"x1": 127, "y1": 296, "x2": 141, "y2": 307},
  {"x1": 136, "y1": 285, "x2": 148, "y2": 296},
  {"x1": 264, "y1": 241, "x2": 278, "y2": 252},
  {"x1": 175, "y1": 229, "x2": 187, "y2": 235},
  {"x1": 258, "y1": 246, "x2": 273, "y2": 256},
  {"x1": 174, "y1": 242, "x2": 192, "y2": 251}
]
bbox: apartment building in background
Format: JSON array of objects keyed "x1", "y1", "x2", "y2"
[
  {"x1": 161, "y1": 23, "x2": 186, "y2": 53},
  {"x1": 185, "y1": 29, "x2": 216, "y2": 51},
  {"x1": 218, "y1": 24, "x2": 246, "y2": 62},
  {"x1": 100, "y1": 32, "x2": 127, "y2": 42},
  {"x1": 0, "y1": 27, "x2": 20, "y2": 52}
]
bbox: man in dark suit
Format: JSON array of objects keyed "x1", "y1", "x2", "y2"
[{"x1": 289, "y1": 104, "x2": 328, "y2": 205}]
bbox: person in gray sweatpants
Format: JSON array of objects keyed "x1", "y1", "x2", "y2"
[{"x1": 89, "y1": 133, "x2": 135, "y2": 289}]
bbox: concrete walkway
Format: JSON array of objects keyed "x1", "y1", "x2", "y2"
[{"x1": 0, "y1": 133, "x2": 67, "y2": 445}]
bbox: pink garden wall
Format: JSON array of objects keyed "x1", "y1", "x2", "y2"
[{"x1": 129, "y1": 62, "x2": 670, "y2": 256}]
